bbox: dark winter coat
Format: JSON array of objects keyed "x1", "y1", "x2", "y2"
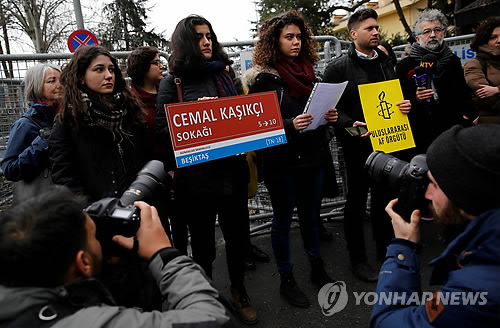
[
  {"x1": 242, "y1": 65, "x2": 332, "y2": 176},
  {"x1": 396, "y1": 53, "x2": 476, "y2": 152},
  {"x1": 323, "y1": 43, "x2": 396, "y2": 143},
  {"x1": 156, "y1": 73, "x2": 249, "y2": 196},
  {"x1": 49, "y1": 116, "x2": 151, "y2": 204}
]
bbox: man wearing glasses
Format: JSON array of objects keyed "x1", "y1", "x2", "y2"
[{"x1": 396, "y1": 9, "x2": 477, "y2": 154}]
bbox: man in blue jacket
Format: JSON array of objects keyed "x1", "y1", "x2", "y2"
[{"x1": 370, "y1": 124, "x2": 500, "y2": 327}]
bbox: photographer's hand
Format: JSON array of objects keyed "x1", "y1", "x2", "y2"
[
  {"x1": 386, "y1": 198, "x2": 421, "y2": 244},
  {"x1": 112, "y1": 201, "x2": 172, "y2": 260}
]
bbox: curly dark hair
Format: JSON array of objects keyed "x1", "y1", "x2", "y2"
[
  {"x1": 59, "y1": 46, "x2": 143, "y2": 131},
  {"x1": 169, "y1": 15, "x2": 232, "y2": 74},
  {"x1": 253, "y1": 10, "x2": 319, "y2": 68},
  {"x1": 127, "y1": 46, "x2": 160, "y2": 86},
  {"x1": 470, "y1": 16, "x2": 500, "y2": 52}
]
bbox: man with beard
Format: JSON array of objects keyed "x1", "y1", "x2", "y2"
[
  {"x1": 370, "y1": 124, "x2": 500, "y2": 327},
  {"x1": 0, "y1": 186, "x2": 236, "y2": 327},
  {"x1": 323, "y1": 8, "x2": 411, "y2": 281},
  {"x1": 396, "y1": 9, "x2": 478, "y2": 154}
]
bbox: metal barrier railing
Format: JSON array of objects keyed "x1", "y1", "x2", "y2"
[
  {"x1": 0, "y1": 33, "x2": 476, "y2": 219},
  {"x1": 393, "y1": 34, "x2": 475, "y2": 60},
  {"x1": 0, "y1": 41, "x2": 350, "y2": 219}
]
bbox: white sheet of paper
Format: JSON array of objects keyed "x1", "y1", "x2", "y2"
[{"x1": 303, "y1": 81, "x2": 348, "y2": 131}]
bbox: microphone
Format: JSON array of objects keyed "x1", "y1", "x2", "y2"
[
  {"x1": 420, "y1": 54, "x2": 437, "y2": 75},
  {"x1": 412, "y1": 66, "x2": 429, "y2": 88},
  {"x1": 417, "y1": 54, "x2": 438, "y2": 102}
]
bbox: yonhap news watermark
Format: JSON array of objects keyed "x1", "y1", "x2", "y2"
[{"x1": 317, "y1": 281, "x2": 488, "y2": 316}]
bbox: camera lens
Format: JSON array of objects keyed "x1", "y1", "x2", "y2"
[
  {"x1": 119, "y1": 160, "x2": 167, "y2": 206},
  {"x1": 365, "y1": 151, "x2": 409, "y2": 190}
]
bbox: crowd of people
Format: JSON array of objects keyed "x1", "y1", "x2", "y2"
[{"x1": 0, "y1": 7, "x2": 498, "y2": 327}]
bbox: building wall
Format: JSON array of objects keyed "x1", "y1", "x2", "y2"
[{"x1": 333, "y1": 0, "x2": 427, "y2": 38}]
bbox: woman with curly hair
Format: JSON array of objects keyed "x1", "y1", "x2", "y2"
[
  {"x1": 155, "y1": 15, "x2": 257, "y2": 324},
  {"x1": 464, "y1": 16, "x2": 500, "y2": 124},
  {"x1": 243, "y1": 10, "x2": 338, "y2": 308}
]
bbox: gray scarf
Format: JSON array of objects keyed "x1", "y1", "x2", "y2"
[{"x1": 410, "y1": 43, "x2": 455, "y2": 77}]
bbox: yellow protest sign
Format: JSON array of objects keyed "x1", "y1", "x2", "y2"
[{"x1": 358, "y1": 79, "x2": 415, "y2": 153}]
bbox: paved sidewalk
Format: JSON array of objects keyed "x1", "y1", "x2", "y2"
[{"x1": 211, "y1": 219, "x2": 444, "y2": 327}]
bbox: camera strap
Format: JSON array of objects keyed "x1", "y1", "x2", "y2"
[
  {"x1": 0, "y1": 279, "x2": 115, "y2": 328},
  {"x1": 22, "y1": 115, "x2": 43, "y2": 129},
  {"x1": 0, "y1": 300, "x2": 81, "y2": 328},
  {"x1": 22, "y1": 115, "x2": 52, "y2": 139}
]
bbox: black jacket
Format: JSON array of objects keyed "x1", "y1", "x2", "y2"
[
  {"x1": 156, "y1": 73, "x2": 248, "y2": 196},
  {"x1": 242, "y1": 65, "x2": 332, "y2": 176},
  {"x1": 396, "y1": 54, "x2": 476, "y2": 152},
  {"x1": 323, "y1": 43, "x2": 396, "y2": 143},
  {"x1": 49, "y1": 118, "x2": 151, "y2": 203}
]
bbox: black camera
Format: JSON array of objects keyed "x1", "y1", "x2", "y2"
[
  {"x1": 365, "y1": 151, "x2": 429, "y2": 222},
  {"x1": 85, "y1": 160, "x2": 167, "y2": 252}
]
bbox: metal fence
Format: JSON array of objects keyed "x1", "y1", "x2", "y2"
[
  {"x1": 0, "y1": 41, "x2": 349, "y2": 221},
  {"x1": 0, "y1": 34, "x2": 474, "y2": 222}
]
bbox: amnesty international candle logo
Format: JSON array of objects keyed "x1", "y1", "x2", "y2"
[
  {"x1": 358, "y1": 79, "x2": 415, "y2": 153},
  {"x1": 377, "y1": 91, "x2": 393, "y2": 119}
]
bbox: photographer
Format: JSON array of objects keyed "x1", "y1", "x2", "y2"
[
  {"x1": 370, "y1": 124, "x2": 500, "y2": 327},
  {"x1": 0, "y1": 186, "x2": 236, "y2": 327}
]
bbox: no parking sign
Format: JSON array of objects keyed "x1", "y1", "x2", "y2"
[{"x1": 67, "y1": 30, "x2": 98, "y2": 53}]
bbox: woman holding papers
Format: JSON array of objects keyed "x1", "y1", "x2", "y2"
[
  {"x1": 155, "y1": 15, "x2": 257, "y2": 324},
  {"x1": 242, "y1": 10, "x2": 338, "y2": 308}
]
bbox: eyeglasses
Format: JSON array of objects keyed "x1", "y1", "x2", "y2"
[
  {"x1": 419, "y1": 27, "x2": 444, "y2": 37},
  {"x1": 150, "y1": 59, "x2": 164, "y2": 67}
]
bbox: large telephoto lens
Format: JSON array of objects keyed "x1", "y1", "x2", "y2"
[
  {"x1": 119, "y1": 160, "x2": 167, "y2": 206},
  {"x1": 365, "y1": 151, "x2": 409, "y2": 190}
]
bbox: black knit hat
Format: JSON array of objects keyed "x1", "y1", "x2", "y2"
[{"x1": 426, "y1": 124, "x2": 500, "y2": 216}]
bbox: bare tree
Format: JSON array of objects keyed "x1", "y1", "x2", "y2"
[
  {"x1": 2, "y1": 0, "x2": 75, "y2": 52},
  {"x1": 0, "y1": 0, "x2": 13, "y2": 77},
  {"x1": 393, "y1": 0, "x2": 412, "y2": 37}
]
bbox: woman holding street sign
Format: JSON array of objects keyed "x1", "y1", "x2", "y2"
[
  {"x1": 155, "y1": 15, "x2": 256, "y2": 324},
  {"x1": 242, "y1": 10, "x2": 338, "y2": 308}
]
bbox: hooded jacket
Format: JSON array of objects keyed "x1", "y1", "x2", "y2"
[
  {"x1": 1, "y1": 102, "x2": 56, "y2": 182},
  {"x1": 0, "y1": 248, "x2": 236, "y2": 328},
  {"x1": 370, "y1": 208, "x2": 500, "y2": 327}
]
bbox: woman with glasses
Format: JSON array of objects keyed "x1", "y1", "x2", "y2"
[
  {"x1": 464, "y1": 16, "x2": 500, "y2": 124},
  {"x1": 127, "y1": 46, "x2": 164, "y2": 145},
  {"x1": 155, "y1": 15, "x2": 257, "y2": 325},
  {"x1": 127, "y1": 46, "x2": 186, "y2": 251}
]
